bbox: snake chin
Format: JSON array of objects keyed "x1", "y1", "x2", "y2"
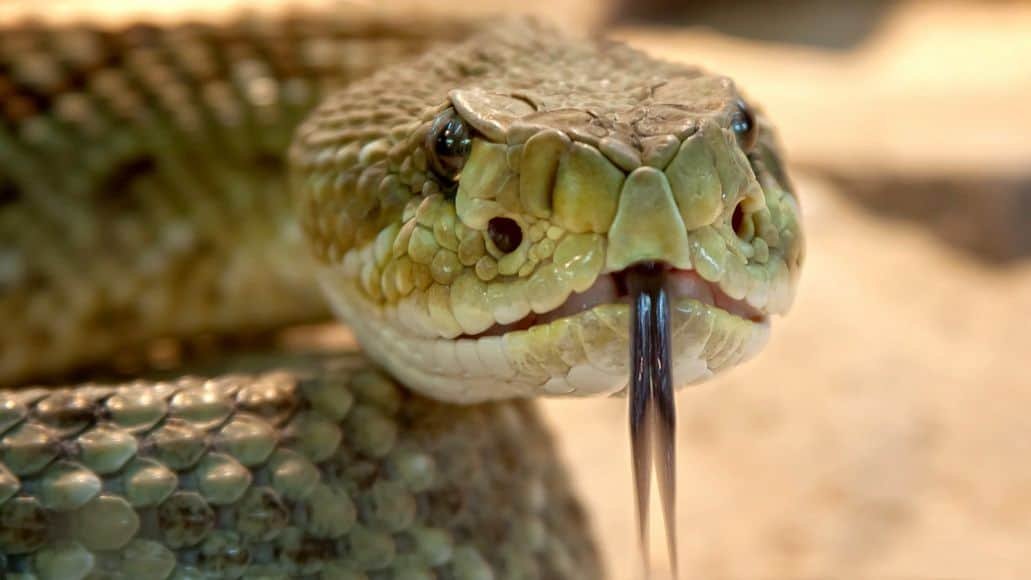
[{"x1": 467, "y1": 267, "x2": 765, "y2": 339}]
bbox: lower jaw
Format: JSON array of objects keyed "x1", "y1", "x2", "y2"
[
  {"x1": 495, "y1": 296, "x2": 769, "y2": 397},
  {"x1": 473, "y1": 269, "x2": 765, "y2": 338},
  {"x1": 319, "y1": 266, "x2": 769, "y2": 403}
]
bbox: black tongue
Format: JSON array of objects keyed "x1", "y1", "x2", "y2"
[{"x1": 627, "y1": 263, "x2": 678, "y2": 579}]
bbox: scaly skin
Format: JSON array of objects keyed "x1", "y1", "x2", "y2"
[
  {"x1": 0, "y1": 13, "x2": 469, "y2": 386},
  {"x1": 0, "y1": 10, "x2": 804, "y2": 579},
  {"x1": 0, "y1": 352, "x2": 600, "y2": 578}
]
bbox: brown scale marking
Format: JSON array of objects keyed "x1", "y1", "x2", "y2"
[
  {"x1": 235, "y1": 486, "x2": 290, "y2": 541},
  {"x1": 0, "y1": 265, "x2": 46, "y2": 298},
  {"x1": 158, "y1": 490, "x2": 216, "y2": 548},
  {"x1": 324, "y1": 450, "x2": 380, "y2": 491},
  {"x1": 145, "y1": 418, "x2": 208, "y2": 470},
  {"x1": 120, "y1": 23, "x2": 165, "y2": 52},
  {"x1": 418, "y1": 486, "x2": 465, "y2": 526},
  {"x1": 471, "y1": 507, "x2": 510, "y2": 547},
  {"x1": 0, "y1": 73, "x2": 14, "y2": 98},
  {"x1": 32, "y1": 391, "x2": 96, "y2": 436},
  {"x1": 235, "y1": 375, "x2": 299, "y2": 426},
  {"x1": 249, "y1": 151, "x2": 286, "y2": 175},
  {"x1": 536, "y1": 552, "x2": 563, "y2": 580},
  {"x1": 8, "y1": 55, "x2": 66, "y2": 102},
  {"x1": 197, "y1": 532, "x2": 252, "y2": 576},
  {"x1": 2, "y1": 91, "x2": 44, "y2": 124},
  {"x1": 0, "y1": 171, "x2": 20, "y2": 208},
  {"x1": 277, "y1": 532, "x2": 337, "y2": 574},
  {"x1": 393, "y1": 531, "x2": 417, "y2": 554},
  {"x1": 0, "y1": 496, "x2": 50, "y2": 554},
  {"x1": 88, "y1": 155, "x2": 159, "y2": 208}
]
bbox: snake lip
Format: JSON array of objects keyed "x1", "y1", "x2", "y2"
[
  {"x1": 466, "y1": 266, "x2": 764, "y2": 339},
  {"x1": 662, "y1": 268, "x2": 765, "y2": 322}
]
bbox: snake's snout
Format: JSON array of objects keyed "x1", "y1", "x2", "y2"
[{"x1": 605, "y1": 168, "x2": 692, "y2": 273}]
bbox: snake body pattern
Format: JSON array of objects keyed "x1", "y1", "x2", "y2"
[{"x1": 0, "y1": 8, "x2": 804, "y2": 579}]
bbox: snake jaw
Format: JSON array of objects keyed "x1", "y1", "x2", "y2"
[
  {"x1": 465, "y1": 265, "x2": 765, "y2": 340},
  {"x1": 318, "y1": 247, "x2": 772, "y2": 404}
]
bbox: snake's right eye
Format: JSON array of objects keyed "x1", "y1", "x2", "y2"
[
  {"x1": 426, "y1": 109, "x2": 472, "y2": 184},
  {"x1": 730, "y1": 100, "x2": 758, "y2": 152}
]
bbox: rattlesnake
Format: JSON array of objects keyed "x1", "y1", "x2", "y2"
[{"x1": 0, "y1": 9, "x2": 803, "y2": 579}]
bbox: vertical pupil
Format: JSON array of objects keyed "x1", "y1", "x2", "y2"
[
  {"x1": 436, "y1": 119, "x2": 468, "y2": 165},
  {"x1": 732, "y1": 102, "x2": 758, "y2": 150},
  {"x1": 732, "y1": 115, "x2": 751, "y2": 134},
  {"x1": 437, "y1": 122, "x2": 456, "y2": 153}
]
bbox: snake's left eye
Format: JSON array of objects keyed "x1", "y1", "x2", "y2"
[
  {"x1": 426, "y1": 109, "x2": 472, "y2": 184},
  {"x1": 730, "y1": 100, "x2": 758, "y2": 152}
]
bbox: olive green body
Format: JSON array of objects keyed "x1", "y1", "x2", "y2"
[{"x1": 0, "y1": 352, "x2": 599, "y2": 579}]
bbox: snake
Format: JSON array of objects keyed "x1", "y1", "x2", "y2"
[{"x1": 0, "y1": 9, "x2": 804, "y2": 579}]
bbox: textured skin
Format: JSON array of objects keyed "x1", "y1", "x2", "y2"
[
  {"x1": 0, "y1": 14, "x2": 469, "y2": 386},
  {"x1": 0, "y1": 351, "x2": 600, "y2": 578},
  {"x1": 293, "y1": 20, "x2": 803, "y2": 402}
]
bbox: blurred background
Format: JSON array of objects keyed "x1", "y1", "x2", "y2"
[{"x1": 3, "y1": 0, "x2": 1030, "y2": 578}]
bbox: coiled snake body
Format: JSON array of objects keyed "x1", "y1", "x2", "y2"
[{"x1": 0, "y1": 11, "x2": 803, "y2": 579}]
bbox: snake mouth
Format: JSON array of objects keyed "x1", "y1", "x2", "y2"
[
  {"x1": 465, "y1": 266, "x2": 765, "y2": 339},
  {"x1": 319, "y1": 255, "x2": 772, "y2": 401}
]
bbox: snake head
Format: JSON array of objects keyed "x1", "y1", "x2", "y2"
[{"x1": 292, "y1": 20, "x2": 803, "y2": 403}]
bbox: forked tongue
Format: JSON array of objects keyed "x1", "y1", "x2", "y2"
[{"x1": 627, "y1": 263, "x2": 678, "y2": 579}]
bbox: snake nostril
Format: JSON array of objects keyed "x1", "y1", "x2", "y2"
[
  {"x1": 731, "y1": 202, "x2": 752, "y2": 241},
  {"x1": 487, "y1": 217, "x2": 523, "y2": 254}
]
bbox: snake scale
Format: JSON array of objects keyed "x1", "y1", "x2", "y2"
[{"x1": 0, "y1": 8, "x2": 804, "y2": 579}]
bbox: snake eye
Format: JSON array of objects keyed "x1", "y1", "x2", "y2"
[
  {"x1": 487, "y1": 217, "x2": 523, "y2": 254},
  {"x1": 426, "y1": 109, "x2": 472, "y2": 184},
  {"x1": 730, "y1": 100, "x2": 758, "y2": 152}
]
